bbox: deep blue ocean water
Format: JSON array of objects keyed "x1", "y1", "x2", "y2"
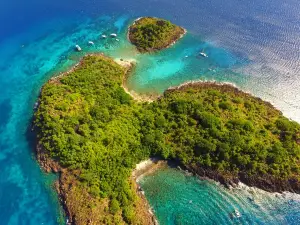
[{"x1": 0, "y1": 0, "x2": 299, "y2": 224}]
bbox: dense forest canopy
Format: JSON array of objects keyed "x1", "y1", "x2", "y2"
[
  {"x1": 128, "y1": 17, "x2": 185, "y2": 52},
  {"x1": 35, "y1": 55, "x2": 300, "y2": 224}
]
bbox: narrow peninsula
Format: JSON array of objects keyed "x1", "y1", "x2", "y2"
[
  {"x1": 128, "y1": 17, "x2": 186, "y2": 52},
  {"x1": 34, "y1": 20, "x2": 300, "y2": 225}
]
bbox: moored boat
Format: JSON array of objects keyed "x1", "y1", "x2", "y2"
[
  {"x1": 234, "y1": 209, "x2": 241, "y2": 218},
  {"x1": 199, "y1": 52, "x2": 208, "y2": 58},
  {"x1": 75, "y1": 45, "x2": 82, "y2": 51}
]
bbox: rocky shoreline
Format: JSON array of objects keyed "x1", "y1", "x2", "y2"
[
  {"x1": 35, "y1": 143, "x2": 74, "y2": 224},
  {"x1": 166, "y1": 80, "x2": 277, "y2": 110},
  {"x1": 183, "y1": 164, "x2": 300, "y2": 195},
  {"x1": 33, "y1": 55, "x2": 158, "y2": 225},
  {"x1": 33, "y1": 53, "x2": 300, "y2": 224},
  {"x1": 132, "y1": 155, "x2": 300, "y2": 196},
  {"x1": 35, "y1": 136, "x2": 300, "y2": 225},
  {"x1": 134, "y1": 158, "x2": 300, "y2": 196},
  {"x1": 35, "y1": 142, "x2": 160, "y2": 225}
]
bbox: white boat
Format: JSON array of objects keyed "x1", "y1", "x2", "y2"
[
  {"x1": 88, "y1": 41, "x2": 94, "y2": 45},
  {"x1": 75, "y1": 45, "x2": 82, "y2": 51},
  {"x1": 115, "y1": 38, "x2": 120, "y2": 42},
  {"x1": 200, "y1": 52, "x2": 208, "y2": 58},
  {"x1": 110, "y1": 33, "x2": 117, "y2": 37},
  {"x1": 234, "y1": 209, "x2": 241, "y2": 218},
  {"x1": 101, "y1": 34, "x2": 107, "y2": 38}
]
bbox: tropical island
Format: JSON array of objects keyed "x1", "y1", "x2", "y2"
[
  {"x1": 33, "y1": 19, "x2": 300, "y2": 225},
  {"x1": 128, "y1": 17, "x2": 186, "y2": 52}
]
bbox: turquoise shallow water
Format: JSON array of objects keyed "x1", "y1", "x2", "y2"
[
  {"x1": 126, "y1": 33, "x2": 247, "y2": 94},
  {"x1": 139, "y1": 167, "x2": 300, "y2": 225},
  {"x1": 0, "y1": 0, "x2": 300, "y2": 224}
]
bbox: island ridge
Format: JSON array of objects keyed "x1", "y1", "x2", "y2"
[{"x1": 33, "y1": 19, "x2": 300, "y2": 225}]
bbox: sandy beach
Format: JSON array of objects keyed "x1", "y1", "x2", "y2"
[
  {"x1": 118, "y1": 58, "x2": 160, "y2": 103},
  {"x1": 133, "y1": 158, "x2": 167, "y2": 180},
  {"x1": 132, "y1": 158, "x2": 167, "y2": 225}
]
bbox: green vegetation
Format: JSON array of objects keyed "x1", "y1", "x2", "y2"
[
  {"x1": 35, "y1": 55, "x2": 300, "y2": 224},
  {"x1": 128, "y1": 17, "x2": 185, "y2": 52}
]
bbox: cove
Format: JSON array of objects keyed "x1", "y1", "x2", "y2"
[{"x1": 139, "y1": 167, "x2": 300, "y2": 225}]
